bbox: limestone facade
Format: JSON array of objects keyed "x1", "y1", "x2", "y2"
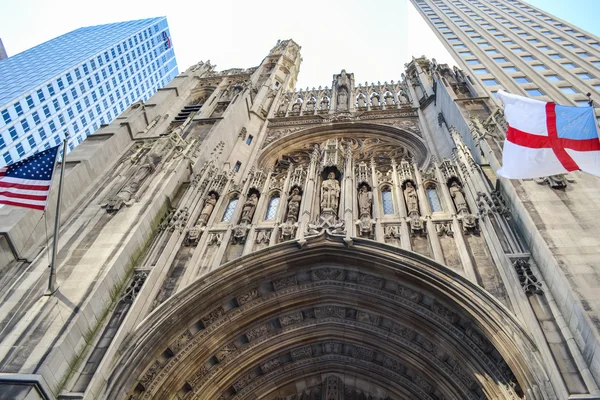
[{"x1": 0, "y1": 39, "x2": 599, "y2": 399}]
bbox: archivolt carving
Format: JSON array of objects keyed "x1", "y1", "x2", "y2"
[{"x1": 109, "y1": 235, "x2": 553, "y2": 400}]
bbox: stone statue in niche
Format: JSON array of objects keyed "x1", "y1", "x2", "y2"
[
  {"x1": 337, "y1": 88, "x2": 348, "y2": 111},
  {"x1": 357, "y1": 184, "x2": 374, "y2": 237},
  {"x1": 185, "y1": 193, "x2": 218, "y2": 246},
  {"x1": 320, "y1": 96, "x2": 330, "y2": 110},
  {"x1": 286, "y1": 187, "x2": 302, "y2": 222},
  {"x1": 321, "y1": 172, "x2": 341, "y2": 215},
  {"x1": 240, "y1": 193, "x2": 259, "y2": 223},
  {"x1": 306, "y1": 97, "x2": 316, "y2": 112},
  {"x1": 277, "y1": 97, "x2": 289, "y2": 116},
  {"x1": 404, "y1": 182, "x2": 419, "y2": 214},
  {"x1": 291, "y1": 100, "x2": 302, "y2": 113},
  {"x1": 357, "y1": 94, "x2": 366, "y2": 108},
  {"x1": 398, "y1": 90, "x2": 409, "y2": 103},
  {"x1": 449, "y1": 181, "x2": 468, "y2": 214},
  {"x1": 105, "y1": 138, "x2": 171, "y2": 213},
  {"x1": 371, "y1": 94, "x2": 380, "y2": 107},
  {"x1": 384, "y1": 92, "x2": 394, "y2": 106}
]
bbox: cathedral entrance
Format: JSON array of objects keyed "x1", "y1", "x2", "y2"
[{"x1": 106, "y1": 235, "x2": 551, "y2": 399}]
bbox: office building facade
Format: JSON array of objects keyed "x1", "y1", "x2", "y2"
[
  {"x1": 411, "y1": 0, "x2": 600, "y2": 115},
  {"x1": 0, "y1": 17, "x2": 178, "y2": 167}
]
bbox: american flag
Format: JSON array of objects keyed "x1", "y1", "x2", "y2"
[{"x1": 0, "y1": 145, "x2": 60, "y2": 211}]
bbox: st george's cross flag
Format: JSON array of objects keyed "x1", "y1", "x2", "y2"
[
  {"x1": 0, "y1": 145, "x2": 60, "y2": 211},
  {"x1": 496, "y1": 90, "x2": 600, "y2": 179}
]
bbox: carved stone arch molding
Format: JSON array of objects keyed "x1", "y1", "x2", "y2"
[
  {"x1": 259, "y1": 123, "x2": 430, "y2": 169},
  {"x1": 105, "y1": 233, "x2": 555, "y2": 400}
]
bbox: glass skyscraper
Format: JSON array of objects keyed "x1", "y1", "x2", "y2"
[
  {"x1": 410, "y1": 0, "x2": 600, "y2": 118},
  {"x1": 0, "y1": 17, "x2": 178, "y2": 167}
]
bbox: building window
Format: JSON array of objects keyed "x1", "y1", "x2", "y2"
[
  {"x1": 38, "y1": 127, "x2": 47, "y2": 141},
  {"x1": 482, "y1": 79, "x2": 498, "y2": 86},
  {"x1": 16, "y1": 143, "x2": 25, "y2": 157},
  {"x1": 562, "y1": 63, "x2": 576, "y2": 68},
  {"x1": 503, "y1": 66, "x2": 518, "y2": 72},
  {"x1": 265, "y1": 194, "x2": 280, "y2": 220},
  {"x1": 533, "y1": 64, "x2": 548, "y2": 70},
  {"x1": 3, "y1": 152, "x2": 12, "y2": 165},
  {"x1": 37, "y1": 89, "x2": 45, "y2": 102},
  {"x1": 27, "y1": 135, "x2": 36, "y2": 148},
  {"x1": 494, "y1": 57, "x2": 508, "y2": 63},
  {"x1": 577, "y1": 73, "x2": 592, "y2": 80},
  {"x1": 382, "y1": 189, "x2": 394, "y2": 215},
  {"x1": 526, "y1": 89, "x2": 544, "y2": 96},
  {"x1": 522, "y1": 56, "x2": 535, "y2": 61},
  {"x1": 234, "y1": 161, "x2": 242, "y2": 173},
  {"x1": 26, "y1": 95, "x2": 34, "y2": 109},
  {"x1": 21, "y1": 119, "x2": 30, "y2": 133},
  {"x1": 427, "y1": 188, "x2": 442, "y2": 212},
  {"x1": 474, "y1": 68, "x2": 489, "y2": 74},
  {"x1": 560, "y1": 87, "x2": 577, "y2": 94},
  {"x1": 1, "y1": 109, "x2": 11, "y2": 124},
  {"x1": 222, "y1": 198, "x2": 239, "y2": 222},
  {"x1": 576, "y1": 100, "x2": 591, "y2": 107},
  {"x1": 14, "y1": 102, "x2": 23, "y2": 116},
  {"x1": 47, "y1": 84, "x2": 55, "y2": 96},
  {"x1": 578, "y1": 52, "x2": 591, "y2": 58},
  {"x1": 514, "y1": 77, "x2": 530, "y2": 83},
  {"x1": 246, "y1": 135, "x2": 253, "y2": 145},
  {"x1": 549, "y1": 53, "x2": 563, "y2": 59},
  {"x1": 545, "y1": 75, "x2": 561, "y2": 82}
]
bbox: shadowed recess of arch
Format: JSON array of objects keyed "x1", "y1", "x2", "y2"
[
  {"x1": 105, "y1": 233, "x2": 554, "y2": 400},
  {"x1": 258, "y1": 123, "x2": 430, "y2": 170}
]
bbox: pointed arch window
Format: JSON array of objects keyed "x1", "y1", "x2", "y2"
[
  {"x1": 381, "y1": 188, "x2": 394, "y2": 215},
  {"x1": 427, "y1": 187, "x2": 442, "y2": 212},
  {"x1": 222, "y1": 197, "x2": 239, "y2": 222},
  {"x1": 265, "y1": 194, "x2": 280, "y2": 220}
]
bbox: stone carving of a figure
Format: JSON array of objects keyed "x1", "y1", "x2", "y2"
[
  {"x1": 384, "y1": 92, "x2": 394, "y2": 106},
  {"x1": 306, "y1": 98, "x2": 316, "y2": 112},
  {"x1": 292, "y1": 100, "x2": 302, "y2": 113},
  {"x1": 357, "y1": 185, "x2": 373, "y2": 217},
  {"x1": 404, "y1": 182, "x2": 419, "y2": 214},
  {"x1": 320, "y1": 96, "x2": 330, "y2": 110},
  {"x1": 321, "y1": 172, "x2": 341, "y2": 213},
  {"x1": 357, "y1": 94, "x2": 366, "y2": 108},
  {"x1": 197, "y1": 193, "x2": 218, "y2": 226},
  {"x1": 337, "y1": 88, "x2": 348, "y2": 111},
  {"x1": 278, "y1": 98, "x2": 289, "y2": 115},
  {"x1": 449, "y1": 182, "x2": 468, "y2": 213},
  {"x1": 241, "y1": 193, "x2": 258, "y2": 223},
  {"x1": 287, "y1": 187, "x2": 302, "y2": 221},
  {"x1": 371, "y1": 94, "x2": 380, "y2": 107}
]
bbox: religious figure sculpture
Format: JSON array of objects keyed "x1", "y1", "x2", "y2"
[
  {"x1": 321, "y1": 172, "x2": 341, "y2": 214},
  {"x1": 449, "y1": 182, "x2": 468, "y2": 213},
  {"x1": 384, "y1": 92, "x2": 394, "y2": 106},
  {"x1": 277, "y1": 97, "x2": 289, "y2": 116},
  {"x1": 357, "y1": 94, "x2": 366, "y2": 108},
  {"x1": 291, "y1": 100, "x2": 302, "y2": 113},
  {"x1": 357, "y1": 184, "x2": 374, "y2": 237},
  {"x1": 240, "y1": 193, "x2": 259, "y2": 223},
  {"x1": 286, "y1": 187, "x2": 302, "y2": 222},
  {"x1": 357, "y1": 185, "x2": 373, "y2": 217},
  {"x1": 320, "y1": 96, "x2": 330, "y2": 110},
  {"x1": 371, "y1": 94, "x2": 380, "y2": 107},
  {"x1": 198, "y1": 193, "x2": 218, "y2": 226},
  {"x1": 306, "y1": 97, "x2": 316, "y2": 112},
  {"x1": 404, "y1": 182, "x2": 419, "y2": 214},
  {"x1": 337, "y1": 88, "x2": 348, "y2": 111}
]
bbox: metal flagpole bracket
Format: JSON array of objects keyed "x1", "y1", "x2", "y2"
[{"x1": 44, "y1": 133, "x2": 69, "y2": 296}]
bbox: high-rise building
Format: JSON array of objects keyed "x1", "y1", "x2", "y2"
[
  {"x1": 0, "y1": 18, "x2": 178, "y2": 167},
  {"x1": 411, "y1": 0, "x2": 600, "y2": 116},
  {"x1": 2, "y1": 10, "x2": 600, "y2": 400}
]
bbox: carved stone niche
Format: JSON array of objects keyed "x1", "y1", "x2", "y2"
[
  {"x1": 232, "y1": 189, "x2": 260, "y2": 245},
  {"x1": 185, "y1": 191, "x2": 220, "y2": 247},
  {"x1": 356, "y1": 182, "x2": 374, "y2": 239}
]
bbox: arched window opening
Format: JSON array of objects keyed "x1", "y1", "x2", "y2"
[
  {"x1": 265, "y1": 194, "x2": 280, "y2": 220},
  {"x1": 222, "y1": 197, "x2": 239, "y2": 222},
  {"x1": 382, "y1": 188, "x2": 394, "y2": 215},
  {"x1": 427, "y1": 187, "x2": 442, "y2": 212}
]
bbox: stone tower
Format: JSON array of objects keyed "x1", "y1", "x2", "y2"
[{"x1": 0, "y1": 39, "x2": 599, "y2": 400}]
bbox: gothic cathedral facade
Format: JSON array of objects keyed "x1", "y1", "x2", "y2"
[{"x1": 1, "y1": 39, "x2": 600, "y2": 400}]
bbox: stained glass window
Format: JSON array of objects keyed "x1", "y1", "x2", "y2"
[
  {"x1": 222, "y1": 198, "x2": 238, "y2": 222},
  {"x1": 382, "y1": 189, "x2": 394, "y2": 215},
  {"x1": 427, "y1": 188, "x2": 442, "y2": 212},
  {"x1": 265, "y1": 195, "x2": 280, "y2": 220}
]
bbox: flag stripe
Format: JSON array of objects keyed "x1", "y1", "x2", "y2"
[
  {"x1": 507, "y1": 127, "x2": 600, "y2": 151},
  {"x1": 0, "y1": 199, "x2": 46, "y2": 210},
  {"x1": 546, "y1": 103, "x2": 579, "y2": 172},
  {"x1": 0, "y1": 181, "x2": 51, "y2": 191},
  {"x1": 0, "y1": 190, "x2": 49, "y2": 201}
]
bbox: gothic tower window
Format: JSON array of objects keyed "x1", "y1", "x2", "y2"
[
  {"x1": 222, "y1": 197, "x2": 239, "y2": 222},
  {"x1": 426, "y1": 186, "x2": 442, "y2": 212},
  {"x1": 265, "y1": 194, "x2": 280, "y2": 220},
  {"x1": 381, "y1": 187, "x2": 394, "y2": 215}
]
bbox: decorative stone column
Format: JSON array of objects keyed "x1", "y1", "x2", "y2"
[
  {"x1": 391, "y1": 159, "x2": 411, "y2": 250},
  {"x1": 297, "y1": 146, "x2": 319, "y2": 244},
  {"x1": 415, "y1": 165, "x2": 444, "y2": 264},
  {"x1": 370, "y1": 158, "x2": 384, "y2": 241}
]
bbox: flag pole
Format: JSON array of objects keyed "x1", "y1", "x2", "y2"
[{"x1": 45, "y1": 134, "x2": 68, "y2": 295}]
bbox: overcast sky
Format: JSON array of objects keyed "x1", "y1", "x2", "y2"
[{"x1": 1, "y1": 0, "x2": 599, "y2": 89}]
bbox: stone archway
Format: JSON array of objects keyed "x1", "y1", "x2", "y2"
[{"x1": 106, "y1": 233, "x2": 554, "y2": 399}]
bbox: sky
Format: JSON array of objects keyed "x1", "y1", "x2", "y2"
[{"x1": 0, "y1": 0, "x2": 599, "y2": 89}]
